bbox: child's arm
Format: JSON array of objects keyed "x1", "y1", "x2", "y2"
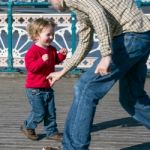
[
  {"x1": 56, "y1": 48, "x2": 67, "y2": 64},
  {"x1": 25, "y1": 50, "x2": 48, "y2": 73}
]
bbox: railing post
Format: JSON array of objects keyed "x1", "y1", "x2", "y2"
[
  {"x1": 7, "y1": 0, "x2": 14, "y2": 71},
  {"x1": 71, "y1": 11, "x2": 76, "y2": 54},
  {"x1": 70, "y1": 11, "x2": 83, "y2": 75},
  {"x1": 135, "y1": 0, "x2": 150, "y2": 8},
  {"x1": 135, "y1": 0, "x2": 142, "y2": 8}
]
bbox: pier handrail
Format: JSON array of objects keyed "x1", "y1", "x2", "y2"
[
  {"x1": 135, "y1": 0, "x2": 150, "y2": 8},
  {"x1": 0, "y1": 0, "x2": 149, "y2": 72},
  {"x1": 0, "y1": 0, "x2": 76, "y2": 72}
]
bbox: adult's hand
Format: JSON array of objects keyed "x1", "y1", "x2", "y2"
[
  {"x1": 46, "y1": 70, "x2": 64, "y2": 86},
  {"x1": 95, "y1": 55, "x2": 112, "y2": 76}
]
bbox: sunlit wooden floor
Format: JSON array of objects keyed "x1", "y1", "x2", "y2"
[{"x1": 0, "y1": 74, "x2": 150, "y2": 150}]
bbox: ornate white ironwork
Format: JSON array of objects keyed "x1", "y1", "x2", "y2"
[
  {"x1": 0, "y1": 14, "x2": 73, "y2": 67},
  {"x1": 0, "y1": 13, "x2": 150, "y2": 69}
]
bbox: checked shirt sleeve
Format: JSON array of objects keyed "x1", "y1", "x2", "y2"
[
  {"x1": 63, "y1": 13, "x2": 94, "y2": 71},
  {"x1": 76, "y1": 0, "x2": 112, "y2": 57},
  {"x1": 63, "y1": 0, "x2": 113, "y2": 72}
]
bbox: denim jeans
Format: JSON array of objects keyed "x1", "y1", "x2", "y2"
[
  {"x1": 63, "y1": 31, "x2": 150, "y2": 150},
  {"x1": 24, "y1": 88, "x2": 58, "y2": 136}
]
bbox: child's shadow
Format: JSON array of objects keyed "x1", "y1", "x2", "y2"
[
  {"x1": 91, "y1": 117, "x2": 142, "y2": 132},
  {"x1": 120, "y1": 142, "x2": 150, "y2": 150}
]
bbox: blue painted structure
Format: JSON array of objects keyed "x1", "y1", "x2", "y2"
[
  {"x1": 0, "y1": 0, "x2": 149, "y2": 72},
  {"x1": 135, "y1": 0, "x2": 150, "y2": 8},
  {"x1": 0, "y1": 0, "x2": 76, "y2": 72}
]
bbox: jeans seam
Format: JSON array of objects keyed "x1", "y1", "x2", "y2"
[{"x1": 70, "y1": 77, "x2": 95, "y2": 142}]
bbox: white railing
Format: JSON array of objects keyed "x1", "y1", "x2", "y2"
[{"x1": 0, "y1": 14, "x2": 150, "y2": 69}]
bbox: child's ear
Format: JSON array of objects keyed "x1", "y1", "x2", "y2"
[{"x1": 35, "y1": 35, "x2": 39, "y2": 41}]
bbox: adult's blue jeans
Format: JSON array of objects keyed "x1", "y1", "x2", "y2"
[
  {"x1": 63, "y1": 31, "x2": 150, "y2": 150},
  {"x1": 24, "y1": 88, "x2": 58, "y2": 137}
]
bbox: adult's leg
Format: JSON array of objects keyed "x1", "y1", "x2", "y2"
[
  {"x1": 119, "y1": 54, "x2": 150, "y2": 128},
  {"x1": 63, "y1": 60, "x2": 119, "y2": 150},
  {"x1": 63, "y1": 31, "x2": 150, "y2": 150}
]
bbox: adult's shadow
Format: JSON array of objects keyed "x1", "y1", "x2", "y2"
[
  {"x1": 37, "y1": 132, "x2": 63, "y2": 141},
  {"x1": 37, "y1": 133, "x2": 47, "y2": 140},
  {"x1": 120, "y1": 142, "x2": 150, "y2": 150},
  {"x1": 91, "y1": 117, "x2": 142, "y2": 132}
]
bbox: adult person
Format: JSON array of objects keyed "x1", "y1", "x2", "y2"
[{"x1": 46, "y1": 0, "x2": 150, "y2": 150}]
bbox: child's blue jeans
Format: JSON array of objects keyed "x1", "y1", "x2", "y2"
[
  {"x1": 24, "y1": 88, "x2": 58, "y2": 137},
  {"x1": 63, "y1": 30, "x2": 150, "y2": 150}
]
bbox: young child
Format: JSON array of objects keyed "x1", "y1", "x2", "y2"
[{"x1": 20, "y1": 18, "x2": 67, "y2": 141}]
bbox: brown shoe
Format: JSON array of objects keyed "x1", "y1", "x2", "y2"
[
  {"x1": 47, "y1": 133, "x2": 63, "y2": 141},
  {"x1": 20, "y1": 125, "x2": 38, "y2": 140},
  {"x1": 43, "y1": 146, "x2": 61, "y2": 150}
]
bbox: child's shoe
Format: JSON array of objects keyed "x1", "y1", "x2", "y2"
[
  {"x1": 20, "y1": 125, "x2": 38, "y2": 140},
  {"x1": 47, "y1": 132, "x2": 63, "y2": 141}
]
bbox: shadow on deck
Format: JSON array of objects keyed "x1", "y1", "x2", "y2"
[{"x1": 0, "y1": 74, "x2": 150, "y2": 150}]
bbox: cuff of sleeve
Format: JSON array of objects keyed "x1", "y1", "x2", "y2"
[
  {"x1": 101, "y1": 49, "x2": 112, "y2": 57},
  {"x1": 58, "y1": 53, "x2": 66, "y2": 60}
]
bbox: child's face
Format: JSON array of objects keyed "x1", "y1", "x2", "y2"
[{"x1": 36, "y1": 26, "x2": 54, "y2": 48}]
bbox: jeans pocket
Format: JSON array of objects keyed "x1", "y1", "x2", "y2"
[
  {"x1": 124, "y1": 32, "x2": 150, "y2": 57},
  {"x1": 31, "y1": 89, "x2": 41, "y2": 95}
]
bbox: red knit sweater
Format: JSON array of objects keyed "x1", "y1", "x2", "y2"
[{"x1": 25, "y1": 44, "x2": 66, "y2": 88}]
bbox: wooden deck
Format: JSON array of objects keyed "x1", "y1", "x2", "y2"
[{"x1": 0, "y1": 74, "x2": 150, "y2": 150}]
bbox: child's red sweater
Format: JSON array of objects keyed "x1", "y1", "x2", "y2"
[{"x1": 25, "y1": 44, "x2": 66, "y2": 88}]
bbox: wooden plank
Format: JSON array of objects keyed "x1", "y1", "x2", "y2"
[{"x1": 0, "y1": 75, "x2": 150, "y2": 150}]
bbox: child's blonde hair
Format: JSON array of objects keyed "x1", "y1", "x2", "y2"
[{"x1": 27, "y1": 18, "x2": 56, "y2": 41}]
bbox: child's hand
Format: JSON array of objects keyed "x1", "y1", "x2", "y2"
[
  {"x1": 42, "y1": 54, "x2": 48, "y2": 61},
  {"x1": 59, "y1": 48, "x2": 67, "y2": 55}
]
